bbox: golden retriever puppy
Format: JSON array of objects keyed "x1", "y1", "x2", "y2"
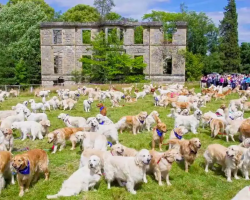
[
  {"x1": 12, "y1": 149, "x2": 49, "y2": 197},
  {"x1": 0, "y1": 151, "x2": 14, "y2": 194},
  {"x1": 148, "y1": 149, "x2": 182, "y2": 186},
  {"x1": 169, "y1": 126, "x2": 188, "y2": 149},
  {"x1": 167, "y1": 138, "x2": 201, "y2": 172},
  {"x1": 118, "y1": 111, "x2": 148, "y2": 134},
  {"x1": 204, "y1": 144, "x2": 243, "y2": 182},
  {"x1": 152, "y1": 122, "x2": 167, "y2": 151},
  {"x1": 47, "y1": 127, "x2": 85, "y2": 153},
  {"x1": 210, "y1": 118, "x2": 225, "y2": 138}
]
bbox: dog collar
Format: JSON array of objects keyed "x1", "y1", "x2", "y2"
[
  {"x1": 154, "y1": 97, "x2": 159, "y2": 101},
  {"x1": 208, "y1": 118, "x2": 213, "y2": 124},
  {"x1": 216, "y1": 112, "x2": 222, "y2": 117},
  {"x1": 100, "y1": 107, "x2": 104, "y2": 111},
  {"x1": 191, "y1": 150, "x2": 197, "y2": 155},
  {"x1": 122, "y1": 95, "x2": 125, "y2": 99},
  {"x1": 87, "y1": 100, "x2": 92, "y2": 104},
  {"x1": 174, "y1": 130, "x2": 182, "y2": 140},
  {"x1": 16, "y1": 161, "x2": 30, "y2": 175},
  {"x1": 139, "y1": 120, "x2": 144, "y2": 124},
  {"x1": 156, "y1": 129, "x2": 163, "y2": 137},
  {"x1": 99, "y1": 121, "x2": 105, "y2": 125},
  {"x1": 229, "y1": 116, "x2": 234, "y2": 120},
  {"x1": 157, "y1": 157, "x2": 173, "y2": 164},
  {"x1": 107, "y1": 141, "x2": 112, "y2": 147}
]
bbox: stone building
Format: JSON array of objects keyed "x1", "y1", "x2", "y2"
[{"x1": 40, "y1": 21, "x2": 187, "y2": 85}]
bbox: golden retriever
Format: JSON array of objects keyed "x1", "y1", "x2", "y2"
[
  {"x1": 210, "y1": 118, "x2": 225, "y2": 138},
  {"x1": 152, "y1": 122, "x2": 167, "y2": 151},
  {"x1": 12, "y1": 149, "x2": 49, "y2": 197},
  {"x1": 167, "y1": 138, "x2": 201, "y2": 172}
]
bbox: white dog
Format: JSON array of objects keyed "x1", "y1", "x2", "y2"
[
  {"x1": 83, "y1": 98, "x2": 93, "y2": 112},
  {"x1": 75, "y1": 131, "x2": 107, "y2": 151},
  {"x1": 0, "y1": 108, "x2": 25, "y2": 129},
  {"x1": 96, "y1": 114, "x2": 113, "y2": 125},
  {"x1": 134, "y1": 90, "x2": 146, "y2": 99},
  {"x1": 11, "y1": 121, "x2": 44, "y2": 141},
  {"x1": 145, "y1": 111, "x2": 159, "y2": 131},
  {"x1": 29, "y1": 99, "x2": 43, "y2": 113},
  {"x1": 46, "y1": 155, "x2": 102, "y2": 199},
  {"x1": 174, "y1": 110, "x2": 202, "y2": 134},
  {"x1": 104, "y1": 149, "x2": 151, "y2": 194},
  {"x1": 24, "y1": 109, "x2": 48, "y2": 122},
  {"x1": 58, "y1": 113, "x2": 87, "y2": 128}
]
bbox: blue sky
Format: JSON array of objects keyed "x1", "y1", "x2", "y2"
[{"x1": 1, "y1": 0, "x2": 249, "y2": 43}]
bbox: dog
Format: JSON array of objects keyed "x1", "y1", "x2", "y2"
[
  {"x1": 58, "y1": 113, "x2": 87, "y2": 128},
  {"x1": 12, "y1": 149, "x2": 49, "y2": 197},
  {"x1": 0, "y1": 128, "x2": 14, "y2": 152},
  {"x1": 29, "y1": 99, "x2": 44, "y2": 113},
  {"x1": 47, "y1": 155, "x2": 101, "y2": 199},
  {"x1": 25, "y1": 109, "x2": 48, "y2": 122},
  {"x1": 75, "y1": 131, "x2": 107, "y2": 151},
  {"x1": 134, "y1": 90, "x2": 147, "y2": 99},
  {"x1": 97, "y1": 103, "x2": 107, "y2": 116},
  {"x1": 203, "y1": 144, "x2": 243, "y2": 182},
  {"x1": 11, "y1": 121, "x2": 44, "y2": 141},
  {"x1": 152, "y1": 122, "x2": 167, "y2": 151},
  {"x1": 0, "y1": 108, "x2": 25, "y2": 129},
  {"x1": 169, "y1": 126, "x2": 188, "y2": 149},
  {"x1": 104, "y1": 149, "x2": 151, "y2": 194},
  {"x1": 122, "y1": 85, "x2": 134, "y2": 94},
  {"x1": 47, "y1": 127, "x2": 87, "y2": 153},
  {"x1": 83, "y1": 98, "x2": 93, "y2": 112},
  {"x1": 117, "y1": 111, "x2": 148, "y2": 134},
  {"x1": 225, "y1": 119, "x2": 245, "y2": 142},
  {"x1": 148, "y1": 148, "x2": 182, "y2": 185},
  {"x1": 210, "y1": 118, "x2": 225, "y2": 138},
  {"x1": 167, "y1": 138, "x2": 201, "y2": 172},
  {"x1": 174, "y1": 110, "x2": 202, "y2": 134},
  {"x1": 0, "y1": 151, "x2": 15, "y2": 194},
  {"x1": 96, "y1": 114, "x2": 113, "y2": 125},
  {"x1": 145, "y1": 111, "x2": 160, "y2": 131}
]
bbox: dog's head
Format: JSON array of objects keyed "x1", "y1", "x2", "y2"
[
  {"x1": 242, "y1": 138, "x2": 250, "y2": 148},
  {"x1": 163, "y1": 148, "x2": 183, "y2": 163},
  {"x1": 88, "y1": 98, "x2": 94, "y2": 103},
  {"x1": 135, "y1": 149, "x2": 151, "y2": 166},
  {"x1": 96, "y1": 103, "x2": 104, "y2": 108},
  {"x1": 226, "y1": 145, "x2": 241, "y2": 158},
  {"x1": 175, "y1": 126, "x2": 188, "y2": 136},
  {"x1": 157, "y1": 122, "x2": 167, "y2": 133},
  {"x1": 189, "y1": 138, "x2": 201, "y2": 152},
  {"x1": 12, "y1": 154, "x2": 28, "y2": 170},
  {"x1": 23, "y1": 101, "x2": 28, "y2": 106},
  {"x1": 40, "y1": 120, "x2": 51, "y2": 127},
  {"x1": 90, "y1": 118, "x2": 99, "y2": 128},
  {"x1": 58, "y1": 113, "x2": 67, "y2": 120},
  {"x1": 11, "y1": 122, "x2": 18, "y2": 130},
  {"x1": 220, "y1": 104, "x2": 227, "y2": 110},
  {"x1": 138, "y1": 111, "x2": 148, "y2": 122},
  {"x1": 29, "y1": 99, "x2": 35, "y2": 103},
  {"x1": 47, "y1": 132, "x2": 56, "y2": 143},
  {"x1": 2, "y1": 128, "x2": 13, "y2": 140},
  {"x1": 75, "y1": 131, "x2": 86, "y2": 142},
  {"x1": 88, "y1": 155, "x2": 101, "y2": 171},
  {"x1": 111, "y1": 144, "x2": 125, "y2": 156},
  {"x1": 151, "y1": 110, "x2": 159, "y2": 117},
  {"x1": 194, "y1": 110, "x2": 202, "y2": 120}
]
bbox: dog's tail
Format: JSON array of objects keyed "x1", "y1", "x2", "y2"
[
  {"x1": 153, "y1": 114, "x2": 161, "y2": 124},
  {"x1": 115, "y1": 117, "x2": 126, "y2": 130},
  {"x1": 167, "y1": 108, "x2": 176, "y2": 118}
]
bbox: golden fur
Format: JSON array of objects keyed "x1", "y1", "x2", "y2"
[
  {"x1": 152, "y1": 122, "x2": 167, "y2": 151},
  {"x1": 97, "y1": 103, "x2": 107, "y2": 116},
  {"x1": 12, "y1": 149, "x2": 49, "y2": 197},
  {"x1": 210, "y1": 118, "x2": 225, "y2": 138},
  {"x1": 167, "y1": 138, "x2": 201, "y2": 172},
  {"x1": 239, "y1": 119, "x2": 250, "y2": 140}
]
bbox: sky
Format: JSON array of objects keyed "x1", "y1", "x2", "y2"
[{"x1": 1, "y1": 0, "x2": 250, "y2": 43}]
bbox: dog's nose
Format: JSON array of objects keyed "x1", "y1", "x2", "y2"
[{"x1": 90, "y1": 164, "x2": 93, "y2": 167}]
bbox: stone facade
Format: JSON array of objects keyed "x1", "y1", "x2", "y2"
[{"x1": 40, "y1": 21, "x2": 187, "y2": 85}]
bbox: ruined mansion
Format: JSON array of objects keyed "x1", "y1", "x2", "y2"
[{"x1": 40, "y1": 21, "x2": 187, "y2": 85}]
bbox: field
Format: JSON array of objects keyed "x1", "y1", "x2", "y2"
[{"x1": 1, "y1": 83, "x2": 250, "y2": 200}]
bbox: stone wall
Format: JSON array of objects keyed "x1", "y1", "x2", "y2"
[{"x1": 40, "y1": 21, "x2": 187, "y2": 85}]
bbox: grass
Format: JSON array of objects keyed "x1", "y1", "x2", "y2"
[{"x1": 1, "y1": 84, "x2": 250, "y2": 200}]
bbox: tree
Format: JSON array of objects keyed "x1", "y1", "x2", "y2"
[
  {"x1": 219, "y1": 0, "x2": 240, "y2": 72},
  {"x1": 203, "y1": 52, "x2": 224, "y2": 74},
  {"x1": 81, "y1": 29, "x2": 146, "y2": 83},
  {"x1": 94, "y1": 0, "x2": 115, "y2": 21},
  {"x1": 0, "y1": 2, "x2": 47, "y2": 84},
  {"x1": 63, "y1": 4, "x2": 100, "y2": 22},
  {"x1": 106, "y1": 12, "x2": 122, "y2": 21},
  {"x1": 7, "y1": 0, "x2": 54, "y2": 19},
  {"x1": 240, "y1": 43, "x2": 250, "y2": 74},
  {"x1": 71, "y1": 70, "x2": 82, "y2": 84}
]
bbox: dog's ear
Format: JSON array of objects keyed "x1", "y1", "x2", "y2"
[
  {"x1": 189, "y1": 140, "x2": 197, "y2": 152},
  {"x1": 163, "y1": 151, "x2": 175, "y2": 163},
  {"x1": 22, "y1": 156, "x2": 29, "y2": 167},
  {"x1": 134, "y1": 153, "x2": 141, "y2": 166}
]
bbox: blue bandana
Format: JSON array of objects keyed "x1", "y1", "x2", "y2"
[
  {"x1": 17, "y1": 162, "x2": 30, "y2": 175},
  {"x1": 100, "y1": 107, "x2": 104, "y2": 111},
  {"x1": 107, "y1": 141, "x2": 113, "y2": 147},
  {"x1": 229, "y1": 116, "x2": 234, "y2": 120},
  {"x1": 99, "y1": 121, "x2": 104, "y2": 125},
  {"x1": 139, "y1": 120, "x2": 144, "y2": 124},
  {"x1": 174, "y1": 131, "x2": 182, "y2": 140},
  {"x1": 156, "y1": 129, "x2": 163, "y2": 137},
  {"x1": 154, "y1": 97, "x2": 159, "y2": 101},
  {"x1": 76, "y1": 94, "x2": 80, "y2": 97},
  {"x1": 122, "y1": 95, "x2": 125, "y2": 99}
]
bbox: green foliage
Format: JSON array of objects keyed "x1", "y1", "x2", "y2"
[
  {"x1": 14, "y1": 59, "x2": 27, "y2": 85},
  {"x1": 80, "y1": 29, "x2": 146, "y2": 83},
  {"x1": 94, "y1": 0, "x2": 115, "y2": 21},
  {"x1": 7, "y1": 0, "x2": 54, "y2": 19},
  {"x1": 134, "y1": 26, "x2": 144, "y2": 44},
  {"x1": 180, "y1": 50, "x2": 204, "y2": 81},
  {"x1": 0, "y1": 1, "x2": 47, "y2": 84},
  {"x1": 106, "y1": 12, "x2": 122, "y2": 21},
  {"x1": 240, "y1": 43, "x2": 250, "y2": 74},
  {"x1": 82, "y1": 30, "x2": 91, "y2": 44},
  {"x1": 71, "y1": 70, "x2": 82, "y2": 83},
  {"x1": 219, "y1": 0, "x2": 240, "y2": 72},
  {"x1": 63, "y1": 4, "x2": 100, "y2": 22},
  {"x1": 203, "y1": 52, "x2": 224, "y2": 74}
]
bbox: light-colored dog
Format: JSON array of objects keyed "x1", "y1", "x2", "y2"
[
  {"x1": 47, "y1": 155, "x2": 101, "y2": 199},
  {"x1": 58, "y1": 113, "x2": 87, "y2": 128},
  {"x1": 104, "y1": 149, "x2": 151, "y2": 194},
  {"x1": 83, "y1": 98, "x2": 94, "y2": 112}
]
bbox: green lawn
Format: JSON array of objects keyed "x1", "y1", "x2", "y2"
[{"x1": 1, "y1": 84, "x2": 249, "y2": 200}]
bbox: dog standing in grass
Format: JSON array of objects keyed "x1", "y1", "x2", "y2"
[
  {"x1": 152, "y1": 122, "x2": 167, "y2": 151},
  {"x1": 97, "y1": 103, "x2": 107, "y2": 116}
]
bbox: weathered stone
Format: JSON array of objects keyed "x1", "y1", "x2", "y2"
[{"x1": 40, "y1": 21, "x2": 187, "y2": 85}]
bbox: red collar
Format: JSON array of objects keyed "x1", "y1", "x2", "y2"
[{"x1": 157, "y1": 157, "x2": 173, "y2": 165}]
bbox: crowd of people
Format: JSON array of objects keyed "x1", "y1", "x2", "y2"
[{"x1": 200, "y1": 74, "x2": 250, "y2": 90}]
